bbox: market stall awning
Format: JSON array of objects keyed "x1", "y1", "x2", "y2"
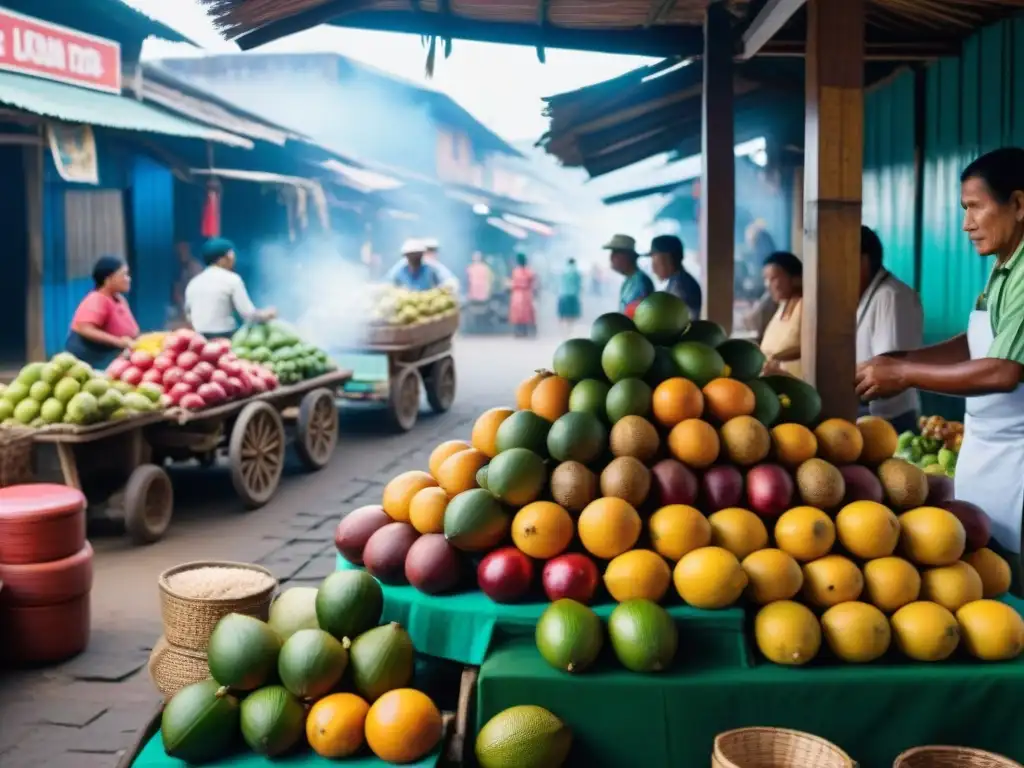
[
  {"x1": 322, "y1": 158, "x2": 405, "y2": 193},
  {"x1": 0, "y1": 70, "x2": 253, "y2": 148}
]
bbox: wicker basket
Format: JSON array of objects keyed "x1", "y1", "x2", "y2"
[
  {"x1": 894, "y1": 746, "x2": 1024, "y2": 768},
  {"x1": 148, "y1": 636, "x2": 210, "y2": 699},
  {"x1": 158, "y1": 561, "x2": 277, "y2": 652},
  {"x1": 0, "y1": 429, "x2": 34, "y2": 487},
  {"x1": 713, "y1": 727, "x2": 857, "y2": 768}
]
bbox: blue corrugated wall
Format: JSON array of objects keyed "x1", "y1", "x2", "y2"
[{"x1": 41, "y1": 133, "x2": 175, "y2": 356}]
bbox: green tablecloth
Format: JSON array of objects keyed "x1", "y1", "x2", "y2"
[
  {"x1": 477, "y1": 638, "x2": 1024, "y2": 768},
  {"x1": 132, "y1": 733, "x2": 442, "y2": 767},
  {"x1": 336, "y1": 555, "x2": 748, "y2": 666}
]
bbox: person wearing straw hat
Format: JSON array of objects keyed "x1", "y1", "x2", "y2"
[
  {"x1": 603, "y1": 234, "x2": 653, "y2": 318},
  {"x1": 422, "y1": 237, "x2": 460, "y2": 293},
  {"x1": 392, "y1": 239, "x2": 442, "y2": 292}
]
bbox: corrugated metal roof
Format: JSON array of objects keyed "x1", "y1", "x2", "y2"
[{"x1": 0, "y1": 70, "x2": 252, "y2": 147}]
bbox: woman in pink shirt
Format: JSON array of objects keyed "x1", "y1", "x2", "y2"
[{"x1": 66, "y1": 256, "x2": 139, "y2": 369}]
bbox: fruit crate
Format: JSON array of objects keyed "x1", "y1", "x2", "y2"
[{"x1": 364, "y1": 312, "x2": 459, "y2": 348}]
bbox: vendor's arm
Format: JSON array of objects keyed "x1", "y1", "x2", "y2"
[
  {"x1": 885, "y1": 334, "x2": 970, "y2": 365},
  {"x1": 229, "y1": 274, "x2": 275, "y2": 323},
  {"x1": 71, "y1": 294, "x2": 132, "y2": 349}
]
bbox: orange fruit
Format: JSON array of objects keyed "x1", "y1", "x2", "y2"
[
  {"x1": 516, "y1": 370, "x2": 552, "y2": 410},
  {"x1": 770, "y1": 423, "x2": 818, "y2": 468},
  {"x1": 531, "y1": 375, "x2": 572, "y2": 422},
  {"x1": 667, "y1": 418, "x2": 720, "y2": 469},
  {"x1": 648, "y1": 504, "x2": 712, "y2": 561},
  {"x1": 964, "y1": 548, "x2": 1013, "y2": 598},
  {"x1": 306, "y1": 693, "x2": 369, "y2": 758},
  {"x1": 428, "y1": 440, "x2": 472, "y2": 478},
  {"x1": 436, "y1": 449, "x2": 489, "y2": 497},
  {"x1": 651, "y1": 378, "x2": 704, "y2": 427},
  {"x1": 365, "y1": 689, "x2": 443, "y2": 764},
  {"x1": 814, "y1": 418, "x2": 864, "y2": 465},
  {"x1": 382, "y1": 471, "x2": 437, "y2": 522},
  {"x1": 708, "y1": 507, "x2": 769, "y2": 560},
  {"x1": 512, "y1": 501, "x2": 574, "y2": 559},
  {"x1": 701, "y1": 378, "x2": 756, "y2": 423},
  {"x1": 577, "y1": 497, "x2": 642, "y2": 560},
  {"x1": 471, "y1": 408, "x2": 514, "y2": 458},
  {"x1": 409, "y1": 486, "x2": 449, "y2": 534}
]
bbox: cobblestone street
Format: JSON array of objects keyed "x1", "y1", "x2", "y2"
[{"x1": 0, "y1": 316, "x2": 584, "y2": 767}]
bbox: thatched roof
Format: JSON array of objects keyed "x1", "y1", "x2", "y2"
[{"x1": 200, "y1": 0, "x2": 1024, "y2": 57}]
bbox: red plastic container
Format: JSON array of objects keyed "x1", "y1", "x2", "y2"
[
  {"x1": 0, "y1": 542, "x2": 93, "y2": 606},
  {"x1": 0, "y1": 484, "x2": 86, "y2": 565},
  {"x1": 1, "y1": 593, "x2": 91, "y2": 664}
]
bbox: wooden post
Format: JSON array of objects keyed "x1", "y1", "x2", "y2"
[
  {"x1": 24, "y1": 132, "x2": 44, "y2": 362},
  {"x1": 802, "y1": 0, "x2": 864, "y2": 420},
  {"x1": 700, "y1": 0, "x2": 735, "y2": 332}
]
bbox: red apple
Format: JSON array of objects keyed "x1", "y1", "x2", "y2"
[
  {"x1": 745, "y1": 464, "x2": 795, "y2": 519},
  {"x1": 163, "y1": 333, "x2": 190, "y2": 354},
  {"x1": 542, "y1": 554, "x2": 599, "y2": 604},
  {"x1": 197, "y1": 382, "x2": 227, "y2": 405},
  {"x1": 701, "y1": 465, "x2": 744, "y2": 512},
  {"x1": 120, "y1": 366, "x2": 143, "y2": 386},
  {"x1": 176, "y1": 351, "x2": 199, "y2": 371},
  {"x1": 199, "y1": 342, "x2": 225, "y2": 365},
  {"x1": 941, "y1": 499, "x2": 991, "y2": 551},
  {"x1": 142, "y1": 369, "x2": 164, "y2": 385},
  {"x1": 179, "y1": 392, "x2": 206, "y2": 410},
  {"x1": 211, "y1": 369, "x2": 229, "y2": 383},
  {"x1": 650, "y1": 459, "x2": 699, "y2": 507},
  {"x1": 168, "y1": 382, "x2": 193, "y2": 404},
  {"x1": 152, "y1": 354, "x2": 175, "y2": 373},
  {"x1": 248, "y1": 375, "x2": 268, "y2": 395},
  {"x1": 162, "y1": 367, "x2": 185, "y2": 388},
  {"x1": 192, "y1": 361, "x2": 214, "y2": 382},
  {"x1": 477, "y1": 547, "x2": 534, "y2": 603},
  {"x1": 231, "y1": 375, "x2": 252, "y2": 398},
  {"x1": 220, "y1": 377, "x2": 240, "y2": 398},
  {"x1": 129, "y1": 350, "x2": 154, "y2": 371},
  {"x1": 219, "y1": 358, "x2": 243, "y2": 378},
  {"x1": 187, "y1": 335, "x2": 207, "y2": 353},
  {"x1": 107, "y1": 357, "x2": 131, "y2": 379}
]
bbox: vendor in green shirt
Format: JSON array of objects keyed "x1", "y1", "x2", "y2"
[{"x1": 856, "y1": 147, "x2": 1024, "y2": 593}]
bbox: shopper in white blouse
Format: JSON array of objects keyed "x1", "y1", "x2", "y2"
[{"x1": 184, "y1": 238, "x2": 275, "y2": 338}]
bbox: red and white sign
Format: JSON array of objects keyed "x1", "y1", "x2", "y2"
[{"x1": 0, "y1": 8, "x2": 121, "y2": 94}]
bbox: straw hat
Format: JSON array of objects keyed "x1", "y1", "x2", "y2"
[
  {"x1": 422, "y1": 237, "x2": 440, "y2": 250},
  {"x1": 401, "y1": 238, "x2": 426, "y2": 255}
]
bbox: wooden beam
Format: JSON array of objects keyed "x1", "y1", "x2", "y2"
[
  {"x1": 801, "y1": 0, "x2": 864, "y2": 420},
  {"x1": 24, "y1": 134, "x2": 44, "y2": 362},
  {"x1": 700, "y1": 1, "x2": 735, "y2": 332},
  {"x1": 741, "y1": 0, "x2": 808, "y2": 59}
]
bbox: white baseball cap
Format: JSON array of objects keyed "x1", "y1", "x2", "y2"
[
  {"x1": 422, "y1": 237, "x2": 440, "y2": 250},
  {"x1": 401, "y1": 238, "x2": 425, "y2": 255}
]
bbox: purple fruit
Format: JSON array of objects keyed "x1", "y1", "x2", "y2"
[
  {"x1": 925, "y1": 474, "x2": 955, "y2": 506},
  {"x1": 363, "y1": 522, "x2": 419, "y2": 584},
  {"x1": 701, "y1": 465, "x2": 744, "y2": 512},
  {"x1": 405, "y1": 534, "x2": 462, "y2": 595},
  {"x1": 840, "y1": 465, "x2": 885, "y2": 505},
  {"x1": 651, "y1": 459, "x2": 699, "y2": 507},
  {"x1": 335, "y1": 504, "x2": 392, "y2": 565},
  {"x1": 746, "y1": 464, "x2": 795, "y2": 519}
]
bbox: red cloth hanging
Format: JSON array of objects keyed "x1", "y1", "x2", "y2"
[{"x1": 201, "y1": 185, "x2": 220, "y2": 238}]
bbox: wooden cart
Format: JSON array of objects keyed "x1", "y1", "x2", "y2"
[
  {"x1": 337, "y1": 314, "x2": 458, "y2": 432},
  {"x1": 148, "y1": 370, "x2": 351, "y2": 512},
  {"x1": 32, "y1": 411, "x2": 175, "y2": 545}
]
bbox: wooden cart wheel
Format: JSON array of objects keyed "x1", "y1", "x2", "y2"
[
  {"x1": 123, "y1": 464, "x2": 174, "y2": 545},
  {"x1": 388, "y1": 368, "x2": 421, "y2": 432},
  {"x1": 229, "y1": 401, "x2": 286, "y2": 509},
  {"x1": 426, "y1": 356, "x2": 457, "y2": 414},
  {"x1": 295, "y1": 388, "x2": 338, "y2": 471}
]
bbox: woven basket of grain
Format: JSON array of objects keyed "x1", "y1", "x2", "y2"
[
  {"x1": 148, "y1": 636, "x2": 210, "y2": 699},
  {"x1": 713, "y1": 727, "x2": 857, "y2": 768},
  {"x1": 894, "y1": 746, "x2": 1024, "y2": 768},
  {"x1": 158, "y1": 561, "x2": 277, "y2": 652}
]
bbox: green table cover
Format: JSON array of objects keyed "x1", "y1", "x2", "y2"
[
  {"x1": 336, "y1": 555, "x2": 749, "y2": 666},
  {"x1": 132, "y1": 733, "x2": 442, "y2": 767},
  {"x1": 477, "y1": 637, "x2": 1024, "y2": 768}
]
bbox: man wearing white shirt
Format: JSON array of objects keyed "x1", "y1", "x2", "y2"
[
  {"x1": 856, "y1": 226, "x2": 923, "y2": 432},
  {"x1": 185, "y1": 238, "x2": 276, "y2": 338},
  {"x1": 385, "y1": 237, "x2": 460, "y2": 293}
]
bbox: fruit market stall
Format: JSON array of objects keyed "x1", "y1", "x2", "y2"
[
  {"x1": 322, "y1": 294, "x2": 1024, "y2": 768},
  {"x1": 335, "y1": 286, "x2": 460, "y2": 432}
]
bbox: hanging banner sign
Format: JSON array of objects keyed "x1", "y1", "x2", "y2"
[
  {"x1": 0, "y1": 9, "x2": 121, "y2": 93},
  {"x1": 47, "y1": 124, "x2": 99, "y2": 185}
]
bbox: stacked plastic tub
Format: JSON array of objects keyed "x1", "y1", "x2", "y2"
[{"x1": 0, "y1": 484, "x2": 92, "y2": 664}]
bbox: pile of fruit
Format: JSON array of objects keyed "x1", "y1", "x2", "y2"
[
  {"x1": 161, "y1": 570, "x2": 444, "y2": 764},
  {"x1": 336, "y1": 294, "x2": 1023, "y2": 671},
  {"x1": 0, "y1": 353, "x2": 162, "y2": 428},
  {"x1": 368, "y1": 285, "x2": 459, "y2": 326},
  {"x1": 232, "y1": 321, "x2": 337, "y2": 385},
  {"x1": 108, "y1": 329, "x2": 278, "y2": 411},
  {"x1": 895, "y1": 415, "x2": 962, "y2": 478}
]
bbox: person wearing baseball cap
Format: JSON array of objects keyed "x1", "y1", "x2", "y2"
[
  {"x1": 386, "y1": 236, "x2": 459, "y2": 292},
  {"x1": 392, "y1": 238, "x2": 442, "y2": 291},
  {"x1": 603, "y1": 234, "x2": 653, "y2": 318},
  {"x1": 649, "y1": 234, "x2": 702, "y2": 320}
]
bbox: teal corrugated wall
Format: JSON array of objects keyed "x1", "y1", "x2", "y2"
[{"x1": 862, "y1": 70, "x2": 917, "y2": 289}]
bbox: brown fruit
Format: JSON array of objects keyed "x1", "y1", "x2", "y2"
[
  {"x1": 549, "y1": 461, "x2": 598, "y2": 513},
  {"x1": 877, "y1": 458, "x2": 929, "y2": 510},
  {"x1": 600, "y1": 456, "x2": 651, "y2": 508},
  {"x1": 795, "y1": 458, "x2": 846, "y2": 510},
  {"x1": 813, "y1": 419, "x2": 864, "y2": 465},
  {"x1": 609, "y1": 416, "x2": 660, "y2": 463},
  {"x1": 719, "y1": 416, "x2": 771, "y2": 467}
]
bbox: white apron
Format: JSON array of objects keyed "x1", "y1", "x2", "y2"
[{"x1": 954, "y1": 309, "x2": 1024, "y2": 554}]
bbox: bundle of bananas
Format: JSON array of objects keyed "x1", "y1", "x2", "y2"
[{"x1": 133, "y1": 332, "x2": 169, "y2": 356}]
